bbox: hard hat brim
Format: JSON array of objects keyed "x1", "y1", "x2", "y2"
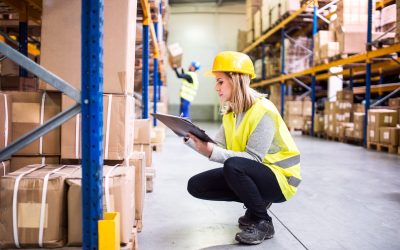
[{"x1": 204, "y1": 70, "x2": 256, "y2": 79}]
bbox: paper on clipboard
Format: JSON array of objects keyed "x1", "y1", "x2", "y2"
[{"x1": 150, "y1": 113, "x2": 216, "y2": 143}]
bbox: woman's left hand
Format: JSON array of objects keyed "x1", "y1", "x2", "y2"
[{"x1": 187, "y1": 133, "x2": 214, "y2": 158}]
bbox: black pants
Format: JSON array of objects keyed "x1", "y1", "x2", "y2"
[{"x1": 187, "y1": 157, "x2": 285, "y2": 221}]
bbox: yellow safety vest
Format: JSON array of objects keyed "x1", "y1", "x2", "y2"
[
  {"x1": 180, "y1": 72, "x2": 199, "y2": 102},
  {"x1": 222, "y1": 98, "x2": 301, "y2": 200}
]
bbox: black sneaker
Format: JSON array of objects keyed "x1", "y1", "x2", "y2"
[
  {"x1": 238, "y1": 203, "x2": 272, "y2": 230},
  {"x1": 235, "y1": 219, "x2": 275, "y2": 245}
]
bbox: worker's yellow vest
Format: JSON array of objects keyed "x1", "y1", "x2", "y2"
[
  {"x1": 180, "y1": 72, "x2": 199, "y2": 102},
  {"x1": 222, "y1": 98, "x2": 301, "y2": 200}
]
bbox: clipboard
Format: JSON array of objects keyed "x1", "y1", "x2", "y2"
[{"x1": 151, "y1": 113, "x2": 216, "y2": 143}]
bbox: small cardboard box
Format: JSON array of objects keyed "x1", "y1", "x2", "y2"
[
  {"x1": 367, "y1": 125, "x2": 380, "y2": 143},
  {"x1": 0, "y1": 92, "x2": 12, "y2": 151},
  {"x1": 8, "y1": 91, "x2": 61, "y2": 156},
  {"x1": 61, "y1": 94, "x2": 134, "y2": 160},
  {"x1": 336, "y1": 90, "x2": 353, "y2": 102},
  {"x1": 388, "y1": 98, "x2": 400, "y2": 107},
  {"x1": 379, "y1": 127, "x2": 400, "y2": 146},
  {"x1": 0, "y1": 165, "x2": 80, "y2": 248},
  {"x1": 10, "y1": 156, "x2": 60, "y2": 172},
  {"x1": 286, "y1": 101, "x2": 303, "y2": 115},
  {"x1": 167, "y1": 43, "x2": 183, "y2": 68},
  {"x1": 134, "y1": 119, "x2": 151, "y2": 145},
  {"x1": 66, "y1": 165, "x2": 135, "y2": 246},
  {"x1": 0, "y1": 160, "x2": 10, "y2": 177},
  {"x1": 368, "y1": 109, "x2": 398, "y2": 128}
]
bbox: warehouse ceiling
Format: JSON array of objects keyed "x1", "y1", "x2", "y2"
[{"x1": 169, "y1": 0, "x2": 245, "y2": 5}]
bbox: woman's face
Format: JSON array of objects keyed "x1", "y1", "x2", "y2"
[{"x1": 214, "y1": 72, "x2": 233, "y2": 102}]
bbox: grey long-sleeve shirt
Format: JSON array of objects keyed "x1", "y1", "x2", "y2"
[{"x1": 185, "y1": 112, "x2": 280, "y2": 163}]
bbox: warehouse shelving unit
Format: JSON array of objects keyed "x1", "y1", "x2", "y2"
[{"x1": 243, "y1": 0, "x2": 400, "y2": 145}]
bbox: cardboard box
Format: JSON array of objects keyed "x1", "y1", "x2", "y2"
[
  {"x1": 353, "y1": 129, "x2": 363, "y2": 139},
  {"x1": 354, "y1": 112, "x2": 365, "y2": 132},
  {"x1": 320, "y1": 42, "x2": 339, "y2": 59},
  {"x1": 353, "y1": 103, "x2": 365, "y2": 113},
  {"x1": 379, "y1": 127, "x2": 400, "y2": 145},
  {"x1": 286, "y1": 115, "x2": 303, "y2": 130},
  {"x1": 128, "y1": 152, "x2": 146, "y2": 223},
  {"x1": 8, "y1": 91, "x2": 61, "y2": 156},
  {"x1": 336, "y1": 90, "x2": 353, "y2": 102},
  {"x1": 151, "y1": 127, "x2": 166, "y2": 144},
  {"x1": 133, "y1": 144, "x2": 152, "y2": 167},
  {"x1": 40, "y1": 0, "x2": 136, "y2": 94},
  {"x1": 0, "y1": 92, "x2": 12, "y2": 151},
  {"x1": 0, "y1": 165, "x2": 80, "y2": 248},
  {"x1": 66, "y1": 165, "x2": 134, "y2": 246},
  {"x1": 61, "y1": 94, "x2": 134, "y2": 160},
  {"x1": 368, "y1": 109, "x2": 398, "y2": 128},
  {"x1": 314, "y1": 114, "x2": 324, "y2": 133},
  {"x1": 261, "y1": 3, "x2": 270, "y2": 32},
  {"x1": 368, "y1": 125, "x2": 380, "y2": 143},
  {"x1": 0, "y1": 75, "x2": 20, "y2": 90},
  {"x1": 345, "y1": 126, "x2": 354, "y2": 138},
  {"x1": 254, "y1": 10, "x2": 261, "y2": 38},
  {"x1": 167, "y1": 43, "x2": 183, "y2": 68},
  {"x1": 388, "y1": 98, "x2": 400, "y2": 107},
  {"x1": 336, "y1": 29, "x2": 367, "y2": 54},
  {"x1": 0, "y1": 160, "x2": 10, "y2": 177},
  {"x1": 286, "y1": 101, "x2": 303, "y2": 115},
  {"x1": 134, "y1": 119, "x2": 151, "y2": 145},
  {"x1": 302, "y1": 100, "x2": 312, "y2": 117},
  {"x1": 10, "y1": 156, "x2": 60, "y2": 172}
]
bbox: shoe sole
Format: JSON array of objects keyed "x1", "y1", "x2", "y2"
[{"x1": 235, "y1": 234, "x2": 274, "y2": 245}]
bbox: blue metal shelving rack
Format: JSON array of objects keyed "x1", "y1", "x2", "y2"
[{"x1": 81, "y1": 0, "x2": 104, "y2": 249}]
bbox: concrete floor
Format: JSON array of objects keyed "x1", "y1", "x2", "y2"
[{"x1": 139, "y1": 122, "x2": 400, "y2": 250}]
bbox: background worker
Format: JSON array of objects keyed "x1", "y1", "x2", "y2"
[
  {"x1": 173, "y1": 61, "x2": 200, "y2": 119},
  {"x1": 183, "y1": 51, "x2": 301, "y2": 245}
]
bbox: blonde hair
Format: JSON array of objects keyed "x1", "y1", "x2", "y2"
[{"x1": 220, "y1": 73, "x2": 265, "y2": 115}]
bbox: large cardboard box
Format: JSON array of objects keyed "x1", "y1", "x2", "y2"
[
  {"x1": 167, "y1": 43, "x2": 183, "y2": 68},
  {"x1": 40, "y1": 0, "x2": 136, "y2": 94},
  {"x1": 61, "y1": 94, "x2": 134, "y2": 160},
  {"x1": 133, "y1": 144, "x2": 152, "y2": 167},
  {"x1": 336, "y1": 29, "x2": 367, "y2": 54},
  {"x1": 0, "y1": 160, "x2": 10, "y2": 177},
  {"x1": 0, "y1": 92, "x2": 12, "y2": 151},
  {"x1": 0, "y1": 165, "x2": 80, "y2": 248},
  {"x1": 368, "y1": 125, "x2": 380, "y2": 143},
  {"x1": 286, "y1": 115, "x2": 303, "y2": 130},
  {"x1": 286, "y1": 101, "x2": 303, "y2": 115},
  {"x1": 66, "y1": 165, "x2": 135, "y2": 245},
  {"x1": 10, "y1": 156, "x2": 60, "y2": 172},
  {"x1": 8, "y1": 91, "x2": 61, "y2": 156},
  {"x1": 379, "y1": 127, "x2": 400, "y2": 146},
  {"x1": 134, "y1": 119, "x2": 152, "y2": 145},
  {"x1": 353, "y1": 112, "x2": 365, "y2": 139},
  {"x1": 388, "y1": 98, "x2": 400, "y2": 107},
  {"x1": 320, "y1": 42, "x2": 339, "y2": 59},
  {"x1": 368, "y1": 109, "x2": 398, "y2": 128}
]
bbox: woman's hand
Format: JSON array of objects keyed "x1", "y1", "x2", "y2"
[{"x1": 187, "y1": 133, "x2": 214, "y2": 158}]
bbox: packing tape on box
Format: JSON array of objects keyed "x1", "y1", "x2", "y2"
[
  {"x1": 38, "y1": 165, "x2": 73, "y2": 247},
  {"x1": 3, "y1": 93, "x2": 9, "y2": 147},
  {"x1": 39, "y1": 93, "x2": 46, "y2": 154},
  {"x1": 75, "y1": 114, "x2": 80, "y2": 159},
  {"x1": 104, "y1": 164, "x2": 119, "y2": 212},
  {"x1": 105, "y1": 95, "x2": 112, "y2": 159},
  {"x1": 12, "y1": 165, "x2": 46, "y2": 248}
]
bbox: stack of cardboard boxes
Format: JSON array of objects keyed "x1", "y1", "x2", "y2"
[
  {"x1": 367, "y1": 109, "x2": 398, "y2": 149},
  {"x1": 284, "y1": 100, "x2": 303, "y2": 130},
  {"x1": 260, "y1": 0, "x2": 300, "y2": 36}
]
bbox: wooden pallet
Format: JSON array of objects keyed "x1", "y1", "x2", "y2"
[
  {"x1": 342, "y1": 137, "x2": 363, "y2": 146},
  {"x1": 288, "y1": 127, "x2": 303, "y2": 133},
  {"x1": 326, "y1": 135, "x2": 340, "y2": 142},
  {"x1": 368, "y1": 142, "x2": 398, "y2": 154}
]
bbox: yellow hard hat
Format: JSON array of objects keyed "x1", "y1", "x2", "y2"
[{"x1": 211, "y1": 51, "x2": 256, "y2": 79}]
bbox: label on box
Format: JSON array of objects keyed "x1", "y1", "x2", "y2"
[
  {"x1": 384, "y1": 115, "x2": 392, "y2": 124},
  {"x1": 383, "y1": 132, "x2": 389, "y2": 140},
  {"x1": 370, "y1": 131, "x2": 374, "y2": 138},
  {"x1": 371, "y1": 115, "x2": 375, "y2": 123},
  {"x1": 18, "y1": 202, "x2": 48, "y2": 228}
]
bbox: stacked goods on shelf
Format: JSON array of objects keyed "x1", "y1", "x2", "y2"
[
  {"x1": 313, "y1": 30, "x2": 336, "y2": 65},
  {"x1": 284, "y1": 37, "x2": 312, "y2": 73},
  {"x1": 265, "y1": 56, "x2": 281, "y2": 78},
  {"x1": 324, "y1": 101, "x2": 338, "y2": 138},
  {"x1": 367, "y1": 108, "x2": 398, "y2": 153},
  {"x1": 133, "y1": 119, "x2": 155, "y2": 193},
  {"x1": 379, "y1": 4, "x2": 396, "y2": 33},
  {"x1": 261, "y1": 0, "x2": 300, "y2": 33},
  {"x1": 284, "y1": 100, "x2": 303, "y2": 131},
  {"x1": 246, "y1": 0, "x2": 262, "y2": 44},
  {"x1": 335, "y1": 90, "x2": 353, "y2": 140},
  {"x1": 237, "y1": 30, "x2": 248, "y2": 51}
]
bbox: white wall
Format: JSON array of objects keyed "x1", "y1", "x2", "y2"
[{"x1": 166, "y1": 3, "x2": 246, "y2": 119}]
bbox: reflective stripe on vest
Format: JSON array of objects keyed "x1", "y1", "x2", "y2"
[
  {"x1": 180, "y1": 72, "x2": 199, "y2": 102},
  {"x1": 272, "y1": 155, "x2": 300, "y2": 168},
  {"x1": 222, "y1": 97, "x2": 301, "y2": 200}
]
